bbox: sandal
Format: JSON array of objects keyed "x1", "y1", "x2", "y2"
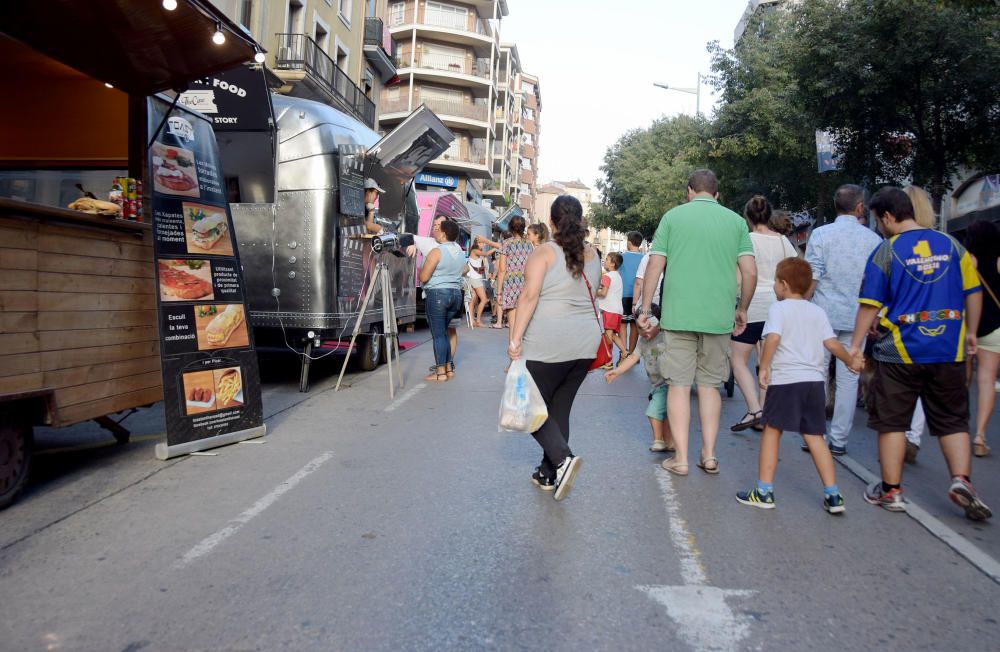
[
  {"x1": 697, "y1": 456, "x2": 720, "y2": 475},
  {"x1": 661, "y1": 458, "x2": 688, "y2": 476},
  {"x1": 974, "y1": 435, "x2": 992, "y2": 458},
  {"x1": 446, "y1": 361, "x2": 455, "y2": 379},
  {"x1": 731, "y1": 411, "x2": 762, "y2": 432},
  {"x1": 649, "y1": 440, "x2": 676, "y2": 453}
]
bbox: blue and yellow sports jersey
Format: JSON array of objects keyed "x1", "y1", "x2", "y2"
[{"x1": 859, "y1": 229, "x2": 981, "y2": 364}]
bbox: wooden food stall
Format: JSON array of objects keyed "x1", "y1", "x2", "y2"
[{"x1": 0, "y1": 0, "x2": 260, "y2": 508}]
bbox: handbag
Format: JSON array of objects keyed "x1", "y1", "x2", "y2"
[{"x1": 583, "y1": 273, "x2": 614, "y2": 371}]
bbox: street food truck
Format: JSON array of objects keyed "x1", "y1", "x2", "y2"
[
  {"x1": 0, "y1": 1, "x2": 261, "y2": 507},
  {"x1": 212, "y1": 89, "x2": 453, "y2": 391}
]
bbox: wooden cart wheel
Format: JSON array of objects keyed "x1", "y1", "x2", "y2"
[
  {"x1": 0, "y1": 414, "x2": 32, "y2": 510},
  {"x1": 357, "y1": 324, "x2": 382, "y2": 372}
]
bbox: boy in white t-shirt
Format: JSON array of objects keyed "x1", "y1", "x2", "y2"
[
  {"x1": 595, "y1": 252, "x2": 628, "y2": 369},
  {"x1": 736, "y1": 258, "x2": 861, "y2": 514}
]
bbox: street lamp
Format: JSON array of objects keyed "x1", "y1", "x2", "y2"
[{"x1": 653, "y1": 72, "x2": 703, "y2": 116}]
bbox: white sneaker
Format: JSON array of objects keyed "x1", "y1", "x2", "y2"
[{"x1": 553, "y1": 456, "x2": 582, "y2": 502}]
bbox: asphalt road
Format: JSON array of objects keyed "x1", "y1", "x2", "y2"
[{"x1": 2, "y1": 323, "x2": 999, "y2": 651}]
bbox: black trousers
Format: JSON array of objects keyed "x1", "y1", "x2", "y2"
[{"x1": 526, "y1": 358, "x2": 592, "y2": 479}]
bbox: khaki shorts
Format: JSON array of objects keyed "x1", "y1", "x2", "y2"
[{"x1": 659, "y1": 330, "x2": 731, "y2": 387}]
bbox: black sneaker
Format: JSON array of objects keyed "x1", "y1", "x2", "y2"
[
  {"x1": 904, "y1": 441, "x2": 919, "y2": 465},
  {"x1": 828, "y1": 444, "x2": 847, "y2": 456},
  {"x1": 824, "y1": 493, "x2": 846, "y2": 514},
  {"x1": 553, "y1": 456, "x2": 582, "y2": 501},
  {"x1": 531, "y1": 467, "x2": 554, "y2": 491}
]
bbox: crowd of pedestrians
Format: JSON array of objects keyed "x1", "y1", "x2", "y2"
[{"x1": 418, "y1": 167, "x2": 995, "y2": 517}]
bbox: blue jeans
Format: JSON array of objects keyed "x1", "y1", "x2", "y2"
[{"x1": 425, "y1": 288, "x2": 463, "y2": 367}]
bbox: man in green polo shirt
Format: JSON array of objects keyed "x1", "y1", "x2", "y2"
[{"x1": 638, "y1": 169, "x2": 757, "y2": 476}]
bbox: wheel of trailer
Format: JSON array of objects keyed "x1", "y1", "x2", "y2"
[
  {"x1": 358, "y1": 324, "x2": 383, "y2": 371},
  {"x1": 0, "y1": 413, "x2": 32, "y2": 510}
]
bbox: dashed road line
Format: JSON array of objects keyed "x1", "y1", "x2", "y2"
[
  {"x1": 384, "y1": 382, "x2": 427, "y2": 412},
  {"x1": 175, "y1": 452, "x2": 333, "y2": 569}
]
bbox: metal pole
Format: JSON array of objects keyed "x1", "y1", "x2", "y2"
[{"x1": 696, "y1": 72, "x2": 701, "y2": 117}]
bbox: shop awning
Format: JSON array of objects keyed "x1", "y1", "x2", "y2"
[{"x1": 0, "y1": 0, "x2": 260, "y2": 96}]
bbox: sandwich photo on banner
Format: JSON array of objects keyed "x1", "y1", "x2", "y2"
[
  {"x1": 183, "y1": 202, "x2": 233, "y2": 255},
  {"x1": 195, "y1": 304, "x2": 249, "y2": 350}
]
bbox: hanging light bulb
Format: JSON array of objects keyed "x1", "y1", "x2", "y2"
[
  {"x1": 104, "y1": 82, "x2": 114, "y2": 89},
  {"x1": 212, "y1": 23, "x2": 226, "y2": 45},
  {"x1": 162, "y1": 0, "x2": 178, "y2": 10},
  {"x1": 254, "y1": 48, "x2": 266, "y2": 64}
]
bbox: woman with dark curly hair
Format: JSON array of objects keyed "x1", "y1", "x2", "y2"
[{"x1": 508, "y1": 195, "x2": 602, "y2": 501}]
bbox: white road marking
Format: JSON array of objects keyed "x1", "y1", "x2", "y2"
[
  {"x1": 638, "y1": 468, "x2": 756, "y2": 652},
  {"x1": 384, "y1": 382, "x2": 426, "y2": 412},
  {"x1": 653, "y1": 465, "x2": 707, "y2": 586},
  {"x1": 175, "y1": 452, "x2": 333, "y2": 569},
  {"x1": 837, "y1": 453, "x2": 1000, "y2": 584}
]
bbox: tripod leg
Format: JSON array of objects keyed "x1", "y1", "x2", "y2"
[
  {"x1": 335, "y1": 265, "x2": 382, "y2": 392},
  {"x1": 381, "y1": 271, "x2": 395, "y2": 399}
]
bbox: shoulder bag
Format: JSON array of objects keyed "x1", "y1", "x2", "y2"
[{"x1": 583, "y1": 271, "x2": 614, "y2": 371}]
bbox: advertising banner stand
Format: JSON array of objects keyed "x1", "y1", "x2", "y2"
[{"x1": 147, "y1": 96, "x2": 266, "y2": 459}]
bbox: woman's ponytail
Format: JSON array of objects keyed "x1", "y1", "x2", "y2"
[{"x1": 550, "y1": 195, "x2": 587, "y2": 278}]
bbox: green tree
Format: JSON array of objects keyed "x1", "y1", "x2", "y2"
[
  {"x1": 706, "y1": 9, "x2": 848, "y2": 219},
  {"x1": 787, "y1": 0, "x2": 1000, "y2": 210},
  {"x1": 591, "y1": 115, "x2": 710, "y2": 238}
]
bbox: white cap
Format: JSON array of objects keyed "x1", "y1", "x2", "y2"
[{"x1": 364, "y1": 178, "x2": 386, "y2": 193}]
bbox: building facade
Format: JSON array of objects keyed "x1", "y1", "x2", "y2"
[
  {"x1": 376, "y1": 1, "x2": 508, "y2": 203},
  {"x1": 210, "y1": 0, "x2": 398, "y2": 129}
]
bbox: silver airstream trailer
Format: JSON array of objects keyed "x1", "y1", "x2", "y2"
[{"x1": 222, "y1": 94, "x2": 452, "y2": 390}]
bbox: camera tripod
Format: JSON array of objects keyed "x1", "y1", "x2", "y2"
[{"x1": 334, "y1": 260, "x2": 404, "y2": 398}]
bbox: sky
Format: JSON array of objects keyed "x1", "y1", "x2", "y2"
[{"x1": 500, "y1": 0, "x2": 752, "y2": 194}]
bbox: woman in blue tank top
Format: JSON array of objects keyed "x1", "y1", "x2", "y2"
[{"x1": 420, "y1": 219, "x2": 465, "y2": 381}]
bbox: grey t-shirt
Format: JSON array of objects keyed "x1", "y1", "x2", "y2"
[{"x1": 523, "y1": 242, "x2": 603, "y2": 363}]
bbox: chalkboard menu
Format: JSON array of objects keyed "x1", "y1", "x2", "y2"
[
  {"x1": 338, "y1": 144, "x2": 366, "y2": 217},
  {"x1": 147, "y1": 96, "x2": 266, "y2": 459}
]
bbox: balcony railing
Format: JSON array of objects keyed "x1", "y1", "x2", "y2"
[
  {"x1": 275, "y1": 33, "x2": 376, "y2": 128},
  {"x1": 388, "y1": 10, "x2": 493, "y2": 38},
  {"x1": 396, "y1": 52, "x2": 492, "y2": 81},
  {"x1": 363, "y1": 17, "x2": 397, "y2": 81},
  {"x1": 379, "y1": 94, "x2": 489, "y2": 124}
]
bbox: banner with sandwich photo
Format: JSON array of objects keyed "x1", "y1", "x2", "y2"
[{"x1": 148, "y1": 96, "x2": 265, "y2": 460}]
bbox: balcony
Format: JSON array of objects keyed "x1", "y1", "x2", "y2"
[
  {"x1": 431, "y1": 140, "x2": 492, "y2": 178},
  {"x1": 521, "y1": 144, "x2": 536, "y2": 160},
  {"x1": 378, "y1": 94, "x2": 490, "y2": 131},
  {"x1": 363, "y1": 17, "x2": 397, "y2": 82},
  {"x1": 520, "y1": 168, "x2": 535, "y2": 185},
  {"x1": 274, "y1": 34, "x2": 376, "y2": 128},
  {"x1": 396, "y1": 52, "x2": 492, "y2": 87},
  {"x1": 388, "y1": 8, "x2": 495, "y2": 48},
  {"x1": 522, "y1": 117, "x2": 537, "y2": 134}
]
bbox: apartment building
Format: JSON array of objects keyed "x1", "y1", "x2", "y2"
[
  {"x1": 211, "y1": 0, "x2": 399, "y2": 128},
  {"x1": 485, "y1": 44, "x2": 540, "y2": 219},
  {"x1": 377, "y1": 1, "x2": 509, "y2": 203}
]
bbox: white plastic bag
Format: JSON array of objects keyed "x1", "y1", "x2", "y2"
[{"x1": 498, "y1": 359, "x2": 548, "y2": 433}]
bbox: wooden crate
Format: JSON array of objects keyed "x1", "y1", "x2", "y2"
[{"x1": 0, "y1": 205, "x2": 162, "y2": 427}]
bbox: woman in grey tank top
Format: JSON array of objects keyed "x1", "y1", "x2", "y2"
[{"x1": 508, "y1": 196, "x2": 601, "y2": 501}]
